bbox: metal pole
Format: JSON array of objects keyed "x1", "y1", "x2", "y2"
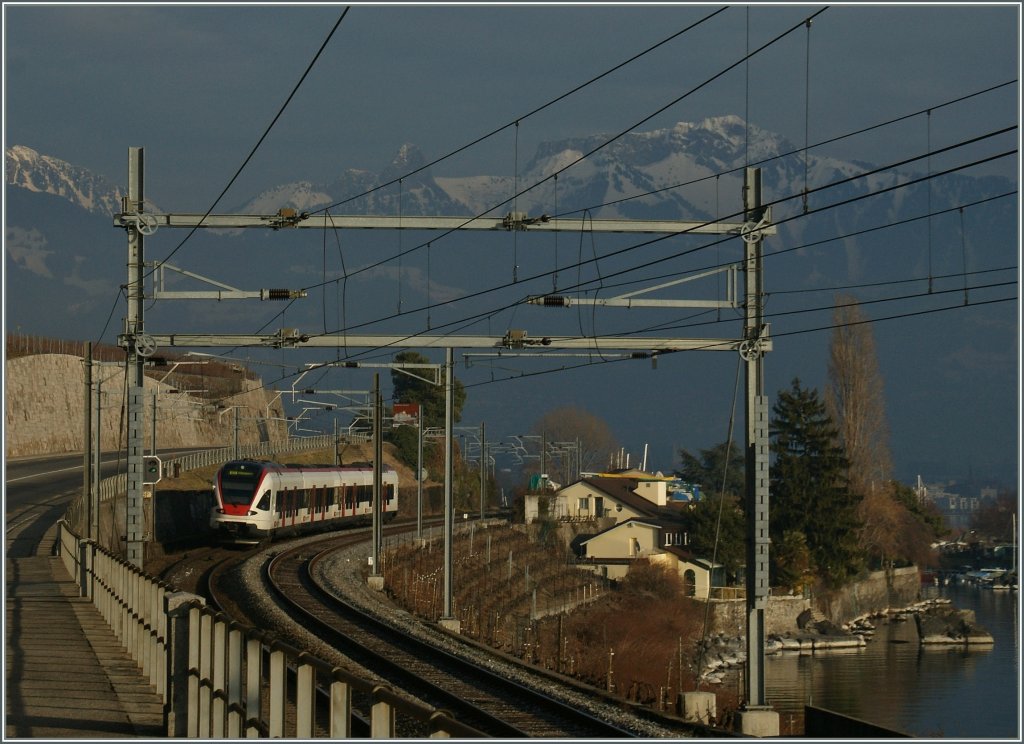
[
  {"x1": 124, "y1": 146, "x2": 146, "y2": 569},
  {"x1": 333, "y1": 418, "x2": 339, "y2": 466},
  {"x1": 416, "y1": 404, "x2": 423, "y2": 540},
  {"x1": 233, "y1": 407, "x2": 240, "y2": 460},
  {"x1": 742, "y1": 167, "x2": 771, "y2": 710},
  {"x1": 372, "y1": 373, "x2": 382, "y2": 578},
  {"x1": 152, "y1": 391, "x2": 157, "y2": 456},
  {"x1": 83, "y1": 343, "x2": 93, "y2": 539},
  {"x1": 442, "y1": 348, "x2": 454, "y2": 620},
  {"x1": 93, "y1": 377, "x2": 101, "y2": 543},
  {"x1": 479, "y1": 421, "x2": 486, "y2": 519}
]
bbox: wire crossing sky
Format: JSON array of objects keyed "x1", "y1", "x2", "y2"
[{"x1": 4, "y1": 3, "x2": 1020, "y2": 484}]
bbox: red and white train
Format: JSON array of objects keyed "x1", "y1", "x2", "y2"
[{"x1": 210, "y1": 460, "x2": 399, "y2": 544}]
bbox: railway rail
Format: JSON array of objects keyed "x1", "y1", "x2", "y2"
[
  {"x1": 266, "y1": 537, "x2": 637, "y2": 738},
  {"x1": 165, "y1": 521, "x2": 707, "y2": 737}
]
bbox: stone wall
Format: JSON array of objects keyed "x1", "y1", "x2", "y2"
[
  {"x1": 709, "y1": 594, "x2": 810, "y2": 636},
  {"x1": 5, "y1": 353, "x2": 289, "y2": 458},
  {"x1": 816, "y1": 566, "x2": 921, "y2": 624},
  {"x1": 706, "y1": 567, "x2": 923, "y2": 636}
]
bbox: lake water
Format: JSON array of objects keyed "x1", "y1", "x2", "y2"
[{"x1": 763, "y1": 583, "x2": 1020, "y2": 738}]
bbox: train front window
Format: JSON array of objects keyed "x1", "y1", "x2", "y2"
[{"x1": 220, "y1": 465, "x2": 261, "y2": 506}]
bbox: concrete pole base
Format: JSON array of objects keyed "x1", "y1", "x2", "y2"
[
  {"x1": 679, "y1": 691, "x2": 716, "y2": 725},
  {"x1": 438, "y1": 617, "x2": 462, "y2": 633},
  {"x1": 733, "y1": 707, "x2": 780, "y2": 737},
  {"x1": 367, "y1": 574, "x2": 385, "y2": 591}
]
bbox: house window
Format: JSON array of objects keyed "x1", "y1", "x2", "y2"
[{"x1": 578, "y1": 497, "x2": 589, "y2": 513}]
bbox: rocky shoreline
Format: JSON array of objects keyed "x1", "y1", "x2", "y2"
[{"x1": 696, "y1": 597, "x2": 994, "y2": 684}]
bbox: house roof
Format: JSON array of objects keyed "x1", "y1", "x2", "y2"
[
  {"x1": 579, "y1": 515, "x2": 689, "y2": 545},
  {"x1": 570, "y1": 476, "x2": 688, "y2": 519},
  {"x1": 663, "y1": 545, "x2": 724, "y2": 569}
]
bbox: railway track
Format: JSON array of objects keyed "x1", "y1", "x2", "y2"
[
  {"x1": 173, "y1": 522, "x2": 702, "y2": 737},
  {"x1": 264, "y1": 536, "x2": 638, "y2": 738}
]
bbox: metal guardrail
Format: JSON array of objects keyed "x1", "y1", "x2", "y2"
[{"x1": 57, "y1": 522, "x2": 483, "y2": 738}]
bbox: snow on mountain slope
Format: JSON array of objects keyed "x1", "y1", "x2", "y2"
[{"x1": 5, "y1": 145, "x2": 125, "y2": 216}]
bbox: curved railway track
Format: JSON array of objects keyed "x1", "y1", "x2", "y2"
[{"x1": 265, "y1": 536, "x2": 639, "y2": 737}]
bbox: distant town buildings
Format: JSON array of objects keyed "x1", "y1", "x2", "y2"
[{"x1": 914, "y1": 476, "x2": 999, "y2": 532}]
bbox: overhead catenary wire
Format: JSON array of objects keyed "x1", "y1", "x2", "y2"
[
  {"x1": 134, "y1": 7, "x2": 352, "y2": 286},
  {"x1": 310, "y1": 6, "x2": 732, "y2": 217},
  {"x1": 286, "y1": 131, "x2": 1016, "y2": 358},
  {"x1": 228, "y1": 144, "x2": 1014, "y2": 386},
  {"x1": 305, "y1": 6, "x2": 830, "y2": 294},
  {"x1": 276, "y1": 86, "x2": 1015, "y2": 341}
]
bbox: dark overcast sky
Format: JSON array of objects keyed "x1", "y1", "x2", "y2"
[
  {"x1": 4, "y1": 4, "x2": 1019, "y2": 206},
  {"x1": 3, "y1": 3, "x2": 1020, "y2": 482}
]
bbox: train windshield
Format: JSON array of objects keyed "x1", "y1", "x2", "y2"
[{"x1": 220, "y1": 463, "x2": 262, "y2": 506}]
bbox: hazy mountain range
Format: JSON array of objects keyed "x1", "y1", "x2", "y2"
[
  {"x1": 5, "y1": 121, "x2": 1017, "y2": 485},
  {"x1": 6, "y1": 115, "x2": 1012, "y2": 338}
]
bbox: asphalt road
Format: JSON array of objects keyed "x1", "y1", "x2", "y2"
[{"x1": 4, "y1": 449, "x2": 206, "y2": 559}]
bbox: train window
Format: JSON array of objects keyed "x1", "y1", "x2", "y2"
[
  {"x1": 256, "y1": 491, "x2": 271, "y2": 511},
  {"x1": 220, "y1": 474, "x2": 260, "y2": 506}
]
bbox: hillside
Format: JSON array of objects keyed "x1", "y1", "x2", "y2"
[{"x1": 4, "y1": 351, "x2": 288, "y2": 459}]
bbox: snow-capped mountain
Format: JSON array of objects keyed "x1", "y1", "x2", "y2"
[
  {"x1": 228, "y1": 115, "x2": 946, "y2": 228},
  {"x1": 5, "y1": 117, "x2": 1014, "y2": 341},
  {"x1": 5, "y1": 145, "x2": 125, "y2": 216}
]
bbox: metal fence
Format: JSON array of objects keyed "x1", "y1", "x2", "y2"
[{"x1": 56, "y1": 520, "x2": 481, "y2": 738}]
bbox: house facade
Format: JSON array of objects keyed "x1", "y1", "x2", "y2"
[{"x1": 526, "y1": 474, "x2": 723, "y2": 594}]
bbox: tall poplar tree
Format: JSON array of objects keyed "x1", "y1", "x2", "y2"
[
  {"x1": 825, "y1": 296, "x2": 943, "y2": 569},
  {"x1": 825, "y1": 295, "x2": 892, "y2": 495},
  {"x1": 770, "y1": 378, "x2": 863, "y2": 587}
]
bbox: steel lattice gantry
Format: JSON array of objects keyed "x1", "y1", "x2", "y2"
[{"x1": 114, "y1": 150, "x2": 776, "y2": 730}]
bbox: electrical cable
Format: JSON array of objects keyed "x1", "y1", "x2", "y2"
[
  {"x1": 311, "y1": 7, "x2": 731, "y2": 216},
  {"x1": 141, "y1": 8, "x2": 351, "y2": 279},
  {"x1": 559, "y1": 190, "x2": 1016, "y2": 300},
  {"x1": 451, "y1": 293, "x2": 1015, "y2": 393},
  {"x1": 307, "y1": 7, "x2": 828, "y2": 291},
  {"x1": 291, "y1": 134, "x2": 1016, "y2": 356},
  {"x1": 557, "y1": 80, "x2": 1014, "y2": 220},
  {"x1": 282, "y1": 104, "x2": 1015, "y2": 339},
  {"x1": 695, "y1": 352, "x2": 742, "y2": 691}
]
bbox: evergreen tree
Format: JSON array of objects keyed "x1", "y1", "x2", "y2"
[
  {"x1": 676, "y1": 441, "x2": 746, "y2": 579},
  {"x1": 770, "y1": 378, "x2": 863, "y2": 588},
  {"x1": 386, "y1": 350, "x2": 466, "y2": 469},
  {"x1": 676, "y1": 441, "x2": 745, "y2": 502}
]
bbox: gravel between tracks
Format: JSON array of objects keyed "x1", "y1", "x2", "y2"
[{"x1": 229, "y1": 529, "x2": 691, "y2": 738}]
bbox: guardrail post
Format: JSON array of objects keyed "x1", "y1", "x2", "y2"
[
  {"x1": 187, "y1": 604, "x2": 202, "y2": 738},
  {"x1": 154, "y1": 583, "x2": 167, "y2": 696},
  {"x1": 296, "y1": 654, "x2": 315, "y2": 737},
  {"x1": 211, "y1": 617, "x2": 226, "y2": 737},
  {"x1": 329, "y1": 673, "x2": 352, "y2": 738},
  {"x1": 245, "y1": 635, "x2": 262, "y2": 738},
  {"x1": 77, "y1": 538, "x2": 90, "y2": 598},
  {"x1": 198, "y1": 612, "x2": 213, "y2": 737},
  {"x1": 269, "y1": 645, "x2": 287, "y2": 737},
  {"x1": 429, "y1": 711, "x2": 453, "y2": 738},
  {"x1": 226, "y1": 625, "x2": 243, "y2": 737},
  {"x1": 164, "y1": 592, "x2": 201, "y2": 736},
  {"x1": 371, "y1": 686, "x2": 395, "y2": 738}
]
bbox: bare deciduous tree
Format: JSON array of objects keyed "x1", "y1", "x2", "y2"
[
  {"x1": 825, "y1": 295, "x2": 893, "y2": 495},
  {"x1": 531, "y1": 406, "x2": 619, "y2": 484}
]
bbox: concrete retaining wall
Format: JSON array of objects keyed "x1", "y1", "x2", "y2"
[
  {"x1": 709, "y1": 594, "x2": 810, "y2": 636},
  {"x1": 706, "y1": 567, "x2": 922, "y2": 635},
  {"x1": 5, "y1": 353, "x2": 289, "y2": 458},
  {"x1": 817, "y1": 566, "x2": 921, "y2": 624}
]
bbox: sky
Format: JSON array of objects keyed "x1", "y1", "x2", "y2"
[{"x1": 3, "y1": 3, "x2": 1021, "y2": 485}]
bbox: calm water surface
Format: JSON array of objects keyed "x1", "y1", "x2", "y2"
[{"x1": 763, "y1": 583, "x2": 1020, "y2": 738}]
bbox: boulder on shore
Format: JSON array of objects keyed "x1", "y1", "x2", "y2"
[{"x1": 915, "y1": 606, "x2": 994, "y2": 645}]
